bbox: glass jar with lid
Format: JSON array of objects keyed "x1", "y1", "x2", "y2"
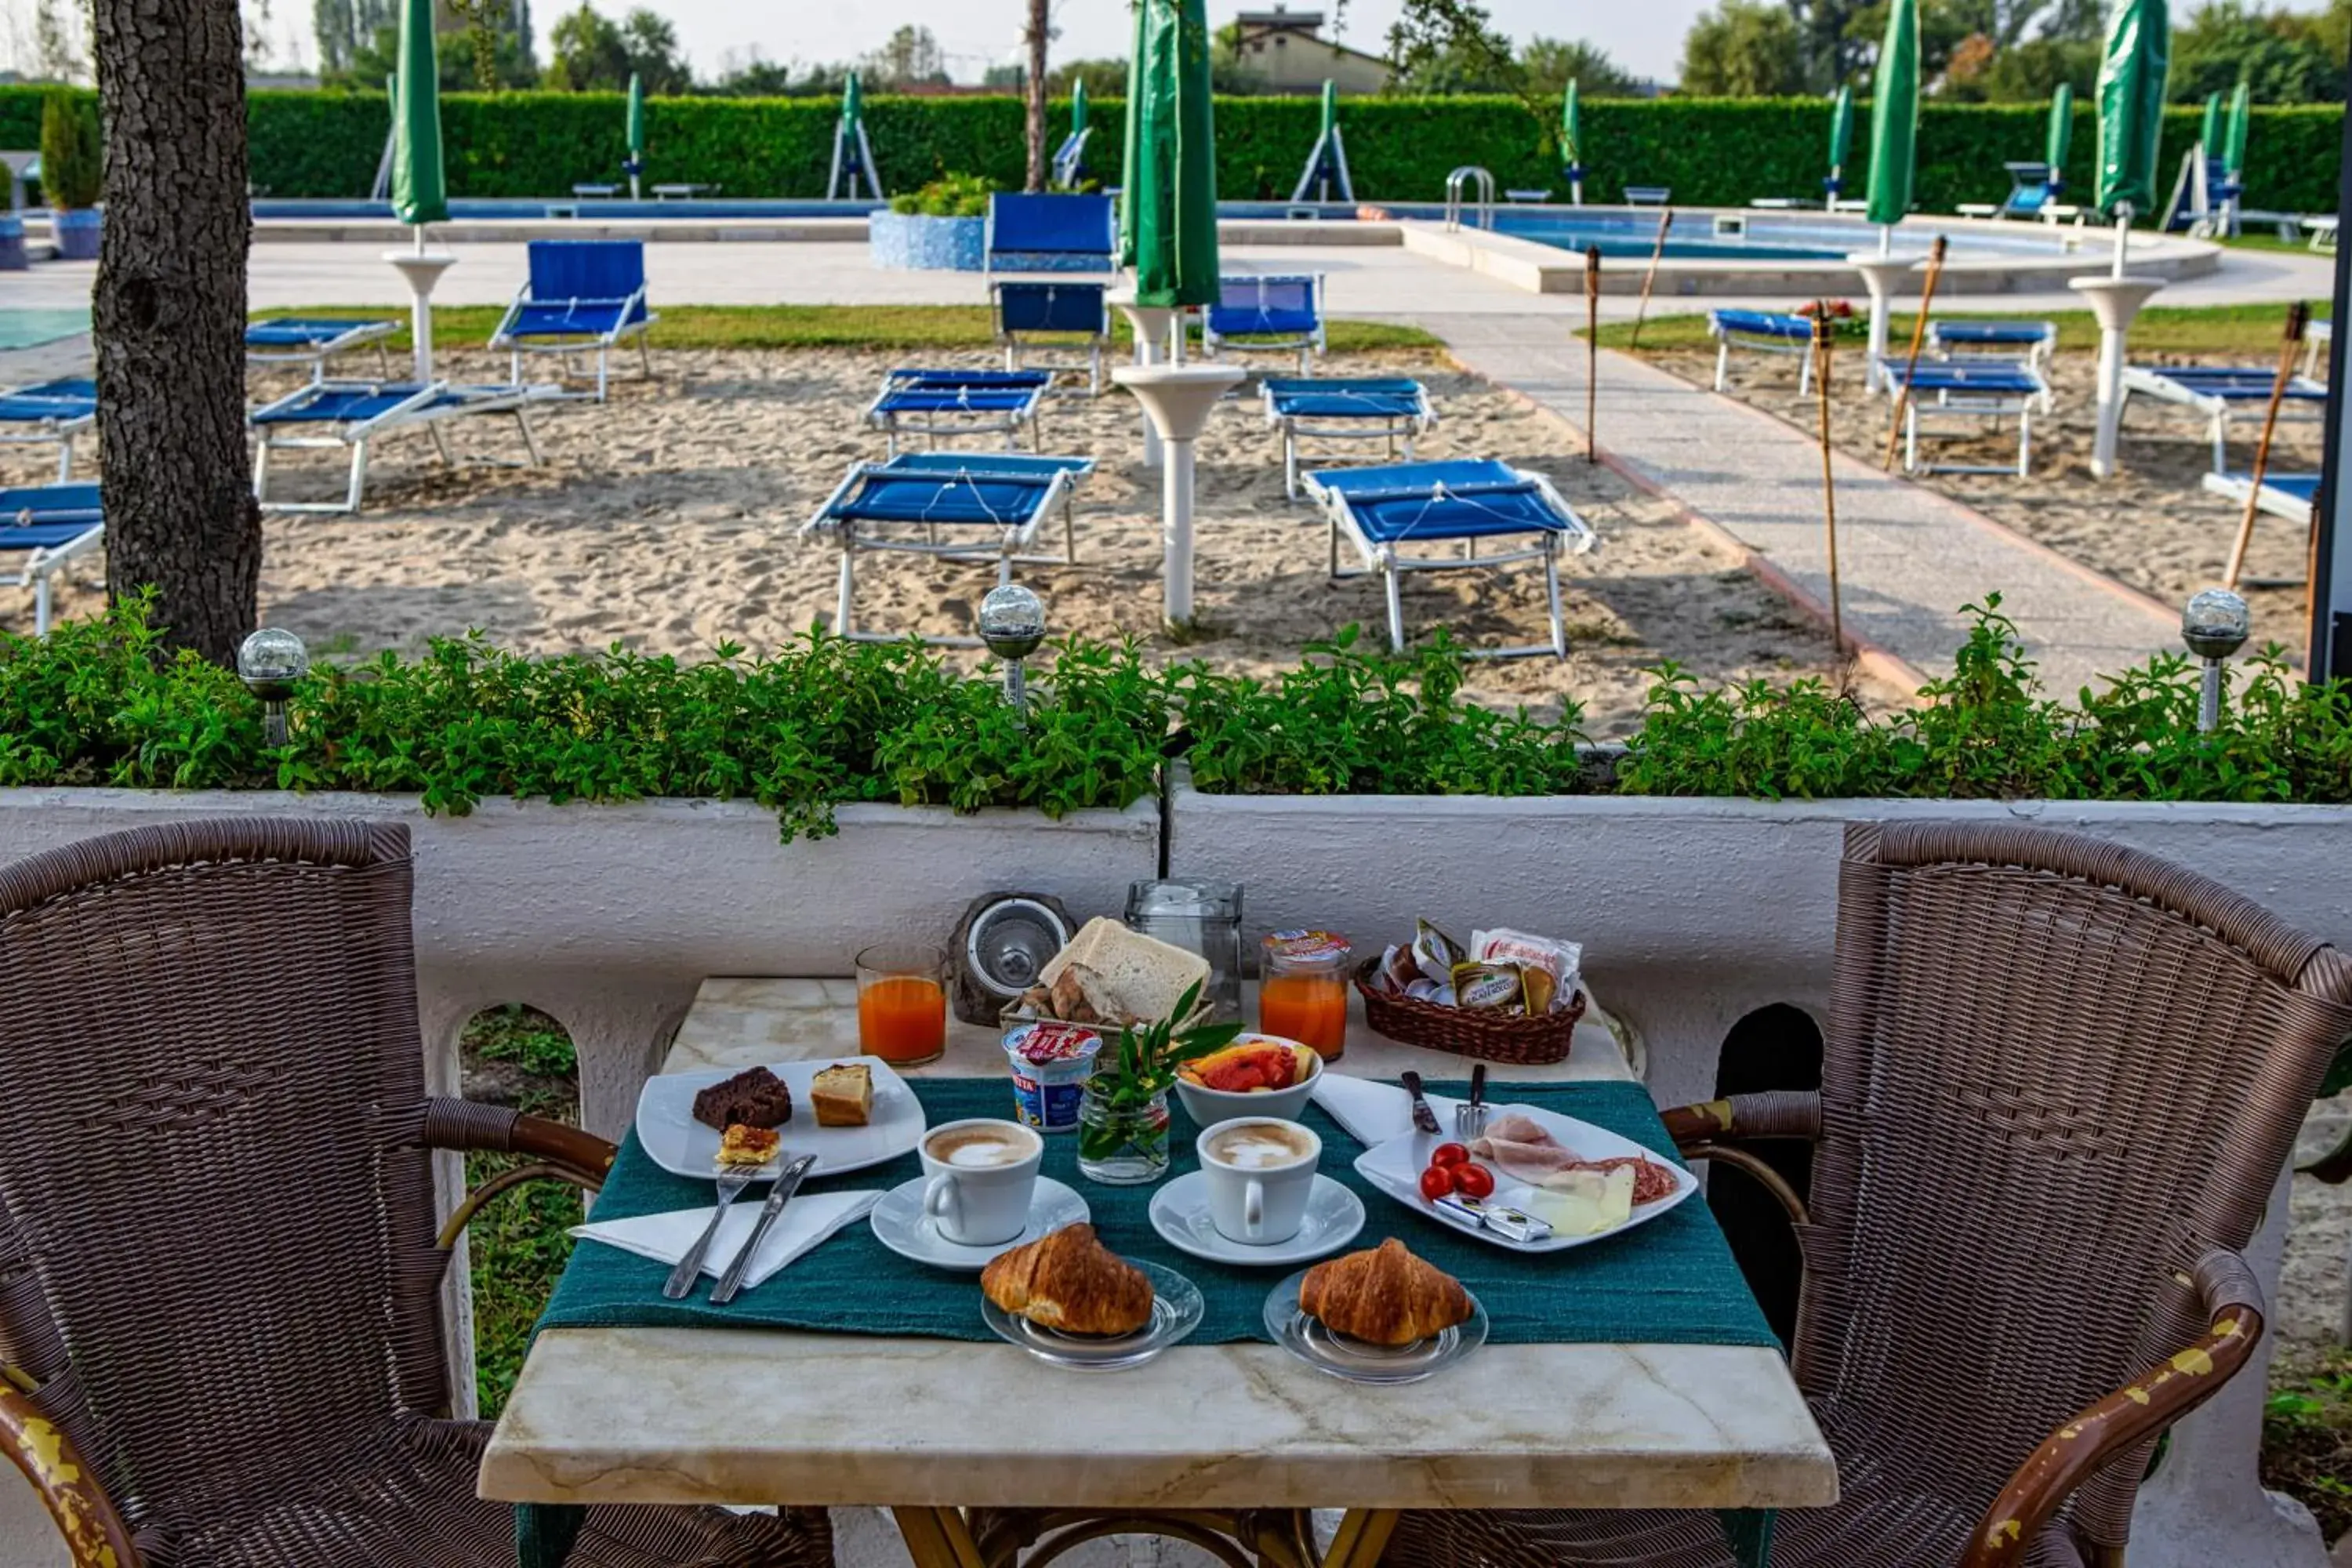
[{"x1": 1258, "y1": 930, "x2": 1352, "y2": 1060}]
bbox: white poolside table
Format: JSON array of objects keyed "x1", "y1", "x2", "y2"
[{"x1": 477, "y1": 978, "x2": 1838, "y2": 1566}]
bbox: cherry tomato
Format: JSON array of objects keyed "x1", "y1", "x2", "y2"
[
  {"x1": 1429, "y1": 1142, "x2": 1472, "y2": 1168},
  {"x1": 1418, "y1": 1164, "x2": 1455, "y2": 1200},
  {"x1": 1451, "y1": 1162, "x2": 1497, "y2": 1200}
]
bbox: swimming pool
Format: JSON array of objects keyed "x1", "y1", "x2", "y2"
[
  {"x1": 1485, "y1": 211, "x2": 2082, "y2": 263},
  {"x1": 0, "y1": 308, "x2": 90, "y2": 351}
]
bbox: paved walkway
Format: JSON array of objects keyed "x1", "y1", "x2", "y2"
[{"x1": 1427, "y1": 313, "x2": 2182, "y2": 695}]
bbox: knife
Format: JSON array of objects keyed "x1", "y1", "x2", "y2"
[
  {"x1": 709, "y1": 1151, "x2": 818, "y2": 1305},
  {"x1": 1399, "y1": 1069, "x2": 1443, "y2": 1135}
]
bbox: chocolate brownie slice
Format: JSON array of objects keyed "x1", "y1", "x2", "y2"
[{"x1": 691, "y1": 1065, "x2": 794, "y2": 1131}]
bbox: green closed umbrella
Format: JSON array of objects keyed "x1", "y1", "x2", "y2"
[
  {"x1": 388, "y1": 0, "x2": 446, "y2": 227},
  {"x1": 2045, "y1": 82, "x2": 2073, "y2": 191},
  {"x1": 1129, "y1": 0, "x2": 1219, "y2": 309},
  {"x1": 2223, "y1": 80, "x2": 2250, "y2": 174},
  {"x1": 2093, "y1": 0, "x2": 2169, "y2": 220},
  {"x1": 1563, "y1": 79, "x2": 1583, "y2": 203},
  {"x1": 843, "y1": 70, "x2": 863, "y2": 132},
  {"x1": 1865, "y1": 0, "x2": 1918, "y2": 233},
  {"x1": 1320, "y1": 78, "x2": 1338, "y2": 142},
  {"x1": 1827, "y1": 85, "x2": 1853, "y2": 196},
  {"x1": 1072, "y1": 78, "x2": 1088, "y2": 140},
  {"x1": 625, "y1": 72, "x2": 644, "y2": 198},
  {"x1": 2199, "y1": 90, "x2": 2223, "y2": 156},
  {"x1": 1118, "y1": 2, "x2": 1145, "y2": 266}
]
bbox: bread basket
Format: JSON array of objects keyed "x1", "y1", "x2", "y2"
[{"x1": 1352, "y1": 955, "x2": 1585, "y2": 1065}]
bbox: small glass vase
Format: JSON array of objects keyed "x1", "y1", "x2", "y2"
[{"x1": 1076, "y1": 1080, "x2": 1171, "y2": 1185}]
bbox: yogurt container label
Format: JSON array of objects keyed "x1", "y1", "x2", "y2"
[{"x1": 1002, "y1": 1022, "x2": 1103, "y2": 1133}]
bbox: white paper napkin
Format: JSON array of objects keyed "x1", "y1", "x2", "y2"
[
  {"x1": 572, "y1": 1189, "x2": 884, "y2": 1292},
  {"x1": 1312, "y1": 1074, "x2": 1464, "y2": 1146}
]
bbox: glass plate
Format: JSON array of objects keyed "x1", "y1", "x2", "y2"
[
  {"x1": 981, "y1": 1258, "x2": 1203, "y2": 1370},
  {"x1": 1262, "y1": 1268, "x2": 1488, "y2": 1384}
]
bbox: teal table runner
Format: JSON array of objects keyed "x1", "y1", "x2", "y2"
[{"x1": 520, "y1": 1080, "x2": 1787, "y2": 1567}]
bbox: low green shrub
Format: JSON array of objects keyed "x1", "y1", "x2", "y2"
[
  {"x1": 36, "y1": 90, "x2": 101, "y2": 209},
  {"x1": 887, "y1": 172, "x2": 996, "y2": 218}
]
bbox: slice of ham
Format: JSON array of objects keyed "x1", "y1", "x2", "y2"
[{"x1": 1472, "y1": 1112, "x2": 1679, "y2": 1205}]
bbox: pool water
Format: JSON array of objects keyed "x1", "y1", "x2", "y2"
[
  {"x1": 1495, "y1": 215, "x2": 1846, "y2": 262},
  {"x1": 0, "y1": 308, "x2": 91, "y2": 350}
]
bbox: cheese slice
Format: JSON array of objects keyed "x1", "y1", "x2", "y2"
[{"x1": 1525, "y1": 1165, "x2": 1635, "y2": 1237}]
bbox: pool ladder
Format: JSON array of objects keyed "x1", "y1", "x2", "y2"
[{"x1": 1445, "y1": 166, "x2": 1496, "y2": 233}]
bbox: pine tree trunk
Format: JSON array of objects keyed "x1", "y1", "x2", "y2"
[
  {"x1": 92, "y1": 0, "x2": 260, "y2": 664},
  {"x1": 1023, "y1": 0, "x2": 1050, "y2": 192}
]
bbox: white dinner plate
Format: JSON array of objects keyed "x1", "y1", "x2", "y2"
[
  {"x1": 1352, "y1": 1102, "x2": 1697, "y2": 1254},
  {"x1": 1147, "y1": 1171, "x2": 1364, "y2": 1267},
  {"x1": 869, "y1": 1175, "x2": 1091, "y2": 1272},
  {"x1": 635, "y1": 1057, "x2": 924, "y2": 1180}
]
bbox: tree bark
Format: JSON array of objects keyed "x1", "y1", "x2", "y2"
[
  {"x1": 92, "y1": 0, "x2": 260, "y2": 664},
  {"x1": 1023, "y1": 0, "x2": 1050, "y2": 191}
]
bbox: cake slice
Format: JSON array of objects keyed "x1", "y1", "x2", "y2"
[
  {"x1": 691, "y1": 1065, "x2": 793, "y2": 1131},
  {"x1": 811, "y1": 1062, "x2": 873, "y2": 1127}
]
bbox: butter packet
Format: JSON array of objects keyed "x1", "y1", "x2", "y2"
[
  {"x1": 1450, "y1": 960, "x2": 1529, "y2": 1013},
  {"x1": 1412, "y1": 918, "x2": 1467, "y2": 985},
  {"x1": 1472, "y1": 927, "x2": 1583, "y2": 1013}
]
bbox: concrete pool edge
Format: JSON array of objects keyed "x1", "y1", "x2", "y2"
[
  {"x1": 245, "y1": 216, "x2": 1406, "y2": 247},
  {"x1": 1400, "y1": 213, "x2": 2224, "y2": 297}
]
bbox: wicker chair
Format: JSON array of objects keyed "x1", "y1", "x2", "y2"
[
  {"x1": 1389, "y1": 822, "x2": 2352, "y2": 1568},
  {"x1": 0, "y1": 820, "x2": 832, "y2": 1568}
]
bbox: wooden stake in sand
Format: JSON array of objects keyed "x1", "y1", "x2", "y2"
[
  {"x1": 1584, "y1": 244, "x2": 1602, "y2": 463},
  {"x1": 2225, "y1": 299, "x2": 2312, "y2": 590},
  {"x1": 1880, "y1": 233, "x2": 1949, "y2": 472},
  {"x1": 1628, "y1": 209, "x2": 1674, "y2": 352},
  {"x1": 1813, "y1": 307, "x2": 1845, "y2": 655}
]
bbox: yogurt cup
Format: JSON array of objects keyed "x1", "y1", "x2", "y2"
[{"x1": 1002, "y1": 1021, "x2": 1104, "y2": 1134}]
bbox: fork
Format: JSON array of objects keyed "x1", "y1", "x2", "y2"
[{"x1": 663, "y1": 1162, "x2": 774, "y2": 1299}]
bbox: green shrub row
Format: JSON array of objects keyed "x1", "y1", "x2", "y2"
[
  {"x1": 2, "y1": 85, "x2": 2339, "y2": 214},
  {"x1": 5, "y1": 599, "x2": 2350, "y2": 837}
]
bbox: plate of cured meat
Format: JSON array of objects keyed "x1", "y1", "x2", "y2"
[{"x1": 1353, "y1": 1105, "x2": 1698, "y2": 1254}]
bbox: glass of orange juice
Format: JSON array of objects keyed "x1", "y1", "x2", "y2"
[
  {"x1": 1258, "y1": 930, "x2": 1352, "y2": 1061},
  {"x1": 855, "y1": 942, "x2": 949, "y2": 1065}
]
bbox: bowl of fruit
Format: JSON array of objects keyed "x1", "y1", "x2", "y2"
[{"x1": 1174, "y1": 1033, "x2": 1322, "y2": 1128}]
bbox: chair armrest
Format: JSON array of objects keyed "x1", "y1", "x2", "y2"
[
  {"x1": 1659, "y1": 1091, "x2": 1821, "y2": 1148},
  {"x1": 0, "y1": 1365, "x2": 142, "y2": 1568},
  {"x1": 422, "y1": 1097, "x2": 615, "y2": 1181},
  {"x1": 1961, "y1": 1249, "x2": 2266, "y2": 1568}
]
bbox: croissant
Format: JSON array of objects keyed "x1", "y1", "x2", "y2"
[
  {"x1": 1298, "y1": 1238, "x2": 1472, "y2": 1346},
  {"x1": 981, "y1": 1223, "x2": 1155, "y2": 1336}
]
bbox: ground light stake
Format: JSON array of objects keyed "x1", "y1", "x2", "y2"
[
  {"x1": 1881, "y1": 233, "x2": 1949, "y2": 470},
  {"x1": 2225, "y1": 299, "x2": 2311, "y2": 590},
  {"x1": 1584, "y1": 244, "x2": 1602, "y2": 463},
  {"x1": 1628, "y1": 210, "x2": 1674, "y2": 352},
  {"x1": 1813, "y1": 309, "x2": 1846, "y2": 655}
]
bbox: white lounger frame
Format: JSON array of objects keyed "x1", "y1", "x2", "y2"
[
  {"x1": 863, "y1": 383, "x2": 1047, "y2": 459},
  {"x1": 2119, "y1": 366, "x2": 2328, "y2": 473},
  {"x1": 802, "y1": 460, "x2": 1085, "y2": 647},
  {"x1": 1711, "y1": 321, "x2": 1816, "y2": 396},
  {"x1": 1, "y1": 520, "x2": 104, "y2": 637},
  {"x1": 488, "y1": 288, "x2": 657, "y2": 403},
  {"x1": 1265, "y1": 387, "x2": 1436, "y2": 502},
  {"x1": 249, "y1": 381, "x2": 550, "y2": 514},
  {"x1": 0, "y1": 400, "x2": 94, "y2": 484},
  {"x1": 1891, "y1": 374, "x2": 2042, "y2": 477},
  {"x1": 1306, "y1": 468, "x2": 1596, "y2": 661},
  {"x1": 245, "y1": 319, "x2": 398, "y2": 383},
  {"x1": 1202, "y1": 275, "x2": 1328, "y2": 377}
]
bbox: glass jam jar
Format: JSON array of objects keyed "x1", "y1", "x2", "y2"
[{"x1": 1258, "y1": 930, "x2": 1352, "y2": 1060}]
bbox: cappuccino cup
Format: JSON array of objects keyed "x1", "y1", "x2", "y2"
[
  {"x1": 921, "y1": 1119, "x2": 1043, "y2": 1245},
  {"x1": 1197, "y1": 1117, "x2": 1321, "y2": 1246}
]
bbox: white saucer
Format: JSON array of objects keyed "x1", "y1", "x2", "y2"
[
  {"x1": 869, "y1": 1174, "x2": 1090, "y2": 1271},
  {"x1": 1147, "y1": 1171, "x2": 1366, "y2": 1266}
]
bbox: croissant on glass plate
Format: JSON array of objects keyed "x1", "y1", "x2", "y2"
[
  {"x1": 981, "y1": 1223, "x2": 1155, "y2": 1336},
  {"x1": 1298, "y1": 1237, "x2": 1473, "y2": 1346}
]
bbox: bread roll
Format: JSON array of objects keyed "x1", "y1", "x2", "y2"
[{"x1": 980, "y1": 1223, "x2": 1155, "y2": 1336}]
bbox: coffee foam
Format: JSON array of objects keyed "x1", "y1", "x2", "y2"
[
  {"x1": 928, "y1": 1125, "x2": 1033, "y2": 1169},
  {"x1": 1208, "y1": 1123, "x2": 1311, "y2": 1169}
]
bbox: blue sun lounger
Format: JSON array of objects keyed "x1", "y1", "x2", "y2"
[
  {"x1": 1929, "y1": 319, "x2": 2056, "y2": 373},
  {"x1": 866, "y1": 368, "x2": 1053, "y2": 457},
  {"x1": 1261, "y1": 377, "x2": 1436, "y2": 501},
  {"x1": 1203, "y1": 275, "x2": 1327, "y2": 375},
  {"x1": 0, "y1": 377, "x2": 96, "y2": 483},
  {"x1": 1301, "y1": 458, "x2": 1595, "y2": 659},
  {"x1": 1880, "y1": 359, "x2": 2047, "y2": 476},
  {"x1": 2, "y1": 481, "x2": 103, "y2": 636},
  {"x1": 1957, "y1": 162, "x2": 2061, "y2": 222},
  {"x1": 2201, "y1": 469, "x2": 2318, "y2": 521},
  {"x1": 488, "y1": 239, "x2": 656, "y2": 401},
  {"x1": 248, "y1": 379, "x2": 558, "y2": 514},
  {"x1": 986, "y1": 192, "x2": 1117, "y2": 395},
  {"x1": 2120, "y1": 364, "x2": 2329, "y2": 473},
  {"x1": 245, "y1": 317, "x2": 397, "y2": 381},
  {"x1": 803, "y1": 451, "x2": 1094, "y2": 644},
  {"x1": 1708, "y1": 310, "x2": 1817, "y2": 395}
]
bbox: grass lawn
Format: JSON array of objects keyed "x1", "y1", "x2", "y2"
[
  {"x1": 252, "y1": 303, "x2": 1439, "y2": 356},
  {"x1": 1588, "y1": 301, "x2": 2330, "y2": 358}
]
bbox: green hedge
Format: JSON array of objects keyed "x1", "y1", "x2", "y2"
[{"x1": 2, "y1": 84, "x2": 2339, "y2": 214}]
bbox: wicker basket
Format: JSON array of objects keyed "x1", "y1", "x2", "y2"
[{"x1": 1353, "y1": 954, "x2": 1586, "y2": 1065}]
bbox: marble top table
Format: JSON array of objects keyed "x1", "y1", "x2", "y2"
[{"x1": 478, "y1": 978, "x2": 1837, "y2": 1546}]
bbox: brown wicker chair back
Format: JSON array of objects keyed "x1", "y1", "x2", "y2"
[
  {"x1": 1784, "y1": 821, "x2": 2352, "y2": 1559},
  {"x1": 0, "y1": 820, "x2": 449, "y2": 1532}
]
